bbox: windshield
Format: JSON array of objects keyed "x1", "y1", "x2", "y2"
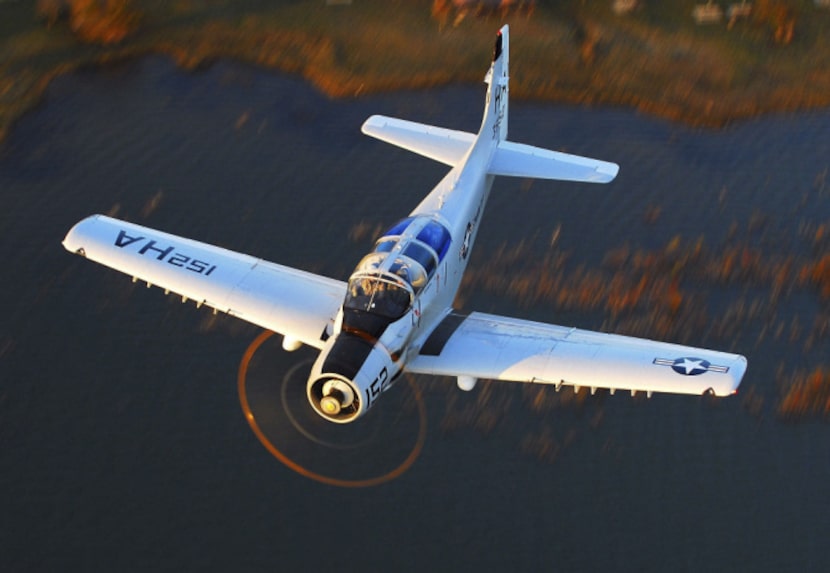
[
  {"x1": 342, "y1": 217, "x2": 451, "y2": 323},
  {"x1": 345, "y1": 275, "x2": 411, "y2": 319}
]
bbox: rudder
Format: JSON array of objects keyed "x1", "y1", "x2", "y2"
[{"x1": 483, "y1": 25, "x2": 509, "y2": 142}]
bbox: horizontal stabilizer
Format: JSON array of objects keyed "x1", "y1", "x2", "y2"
[
  {"x1": 489, "y1": 141, "x2": 619, "y2": 183},
  {"x1": 361, "y1": 115, "x2": 474, "y2": 167}
]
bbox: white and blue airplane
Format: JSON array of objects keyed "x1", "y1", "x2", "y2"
[{"x1": 63, "y1": 26, "x2": 746, "y2": 423}]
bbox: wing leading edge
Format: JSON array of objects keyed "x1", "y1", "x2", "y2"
[
  {"x1": 62, "y1": 215, "x2": 345, "y2": 349},
  {"x1": 408, "y1": 312, "x2": 746, "y2": 396}
]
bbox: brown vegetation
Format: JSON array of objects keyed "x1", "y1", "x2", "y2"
[
  {"x1": 778, "y1": 367, "x2": 830, "y2": 419},
  {"x1": 36, "y1": 0, "x2": 140, "y2": 45},
  {"x1": 431, "y1": 0, "x2": 535, "y2": 28},
  {"x1": 800, "y1": 253, "x2": 830, "y2": 301},
  {"x1": 753, "y1": 0, "x2": 798, "y2": 45},
  {"x1": 2, "y1": 2, "x2": 830, "y2": 144}
]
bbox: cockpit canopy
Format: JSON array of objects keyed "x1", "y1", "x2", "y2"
[{"x1": 344, "y1": 217, "x2": 452, "y2": 321}]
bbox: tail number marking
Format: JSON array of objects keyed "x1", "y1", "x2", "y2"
[
  {"x1": 115, "y1": 230, "x2": 217, "y2": 276},
  {"x1": 365, "y1": 367, "x2": 389, "y2": 409}
]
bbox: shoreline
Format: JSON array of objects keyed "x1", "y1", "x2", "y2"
[
  {"x1": 3, "y1": 4, "x2": 830, "y2": 142},
  {"x1": 1, "y1": 51, "x2": 827, "y2": 149},
  {"x1": 3, "y1": 38, "x2": 830, "y2": 144}
]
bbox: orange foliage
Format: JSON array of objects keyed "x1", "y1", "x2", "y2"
[
  {"x1": 811, "y1": 254, "x2": 830, "y2": 300},
  {"x1": 36, "y1": 0, "x2": 140, "y2": 45},
  {"x1": 753, "y1": 0, "x2": 798, "y2": 45},
  {"x1": 779, "y1": 367, "x2": 830, "y2": 419},
  {"x1": 665, "y1": 280, "x2": 684, "y2": 314}
]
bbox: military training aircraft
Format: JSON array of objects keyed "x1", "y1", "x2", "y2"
[{"x1": 63, "y1": 25, "x2": 746, "y2": 424}]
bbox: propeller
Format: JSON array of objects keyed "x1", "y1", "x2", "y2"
[{"x1": 237, "y1": 331, "x2": 426, "y2": 487}]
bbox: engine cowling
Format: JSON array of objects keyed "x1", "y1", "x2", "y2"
[{"x1": 307, "y1": 332, "x2": 399, "y2": 424}]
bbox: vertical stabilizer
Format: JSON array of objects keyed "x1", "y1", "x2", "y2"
[
  {"x1": 361, "y1": 24, "x2": 617, "y2": 183},
  {"x1": 483, "y1": 25, "x2": 509, "y2": 142}
]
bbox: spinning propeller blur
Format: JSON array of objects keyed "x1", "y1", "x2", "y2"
[{"x1": 238, "y1": 331, "x2": 427, "y2": 487}]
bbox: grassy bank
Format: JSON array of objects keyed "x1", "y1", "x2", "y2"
[{"x1": 1, "y1": 0, "x2": 830, "y2": 141}]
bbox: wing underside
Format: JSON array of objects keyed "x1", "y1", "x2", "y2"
[
  {"x1": 63, "y1": 215, "x2": 345, "y2": 349},
  {"x1": 408, "y1": 312, "x2": 746, "y2": 396}
]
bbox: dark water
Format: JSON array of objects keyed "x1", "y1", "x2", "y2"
[{"x1": 1, "y1": 57, "x2": 829, "y2": 571}]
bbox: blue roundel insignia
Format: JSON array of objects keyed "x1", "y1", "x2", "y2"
[
  {"x1": 671, "y1": 357, "x2": 711, "y2": 376},
  {"x1": 653, "y1": 357, "x2": 730, "y2": 376}
]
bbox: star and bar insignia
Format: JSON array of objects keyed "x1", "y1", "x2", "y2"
[{"x1": 653, "y1": 357, "x2": 730, "y2": 376}]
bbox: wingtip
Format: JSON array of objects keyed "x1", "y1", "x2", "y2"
[
  {"x1": 360, "y1": 115, "x2": 383, "y2": 135},
  {"x1": 731, "y1": 354, "x2": 748, "y2": 393},
  {"x1": 716, "y1": 354, "x2": 747, "y2": 396},
  {"x1": 62, "y1": 220, "x2": 83, "y2": 254},
  {"x1": 597, "y1": 162, "x2": 620, "y2": 183},
  {"x1": 62, "y1": 214, "x2": 101, "y2": 255}
]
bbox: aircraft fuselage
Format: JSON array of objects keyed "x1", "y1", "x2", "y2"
[{"x1": 305, "y1": 54, "x2": 508, "y2": 422}]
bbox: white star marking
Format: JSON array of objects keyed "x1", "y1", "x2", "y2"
[{"x1": 677, "y1": 358, "x2": 707, "y2": 375}]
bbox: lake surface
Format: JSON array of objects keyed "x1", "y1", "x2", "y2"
[{"x1": 1, "y1": 57, "x2": 829, "y2": 571}]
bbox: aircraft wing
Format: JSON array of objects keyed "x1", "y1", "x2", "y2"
[
  {"x1": 62, "y1": 215, "x2": 345, "y2": 349},
  {"x1": 361, "y1": 115, "x2": 474, "y2": 167},
  {"x1": 408, "y1": 312, "x2": 746, "y2": 396}
]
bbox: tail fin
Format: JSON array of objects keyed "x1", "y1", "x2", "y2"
[
  {"x1": 482, "y1": 25, "x2": 509, "y2": 142},
  {"x1": 361, "y1": 25, "x2": 619, "y2": 184},
  {"x1": 481, "y1": 25, "x2": 616, "y2": 182}
]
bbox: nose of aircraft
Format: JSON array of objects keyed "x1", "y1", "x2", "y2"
[
  {"x1": 315, "y1": 378, "x2": 357, "y2": 419},
  {"x1": 307, "y1": 327, "x2": 403, "y2": 423}
]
